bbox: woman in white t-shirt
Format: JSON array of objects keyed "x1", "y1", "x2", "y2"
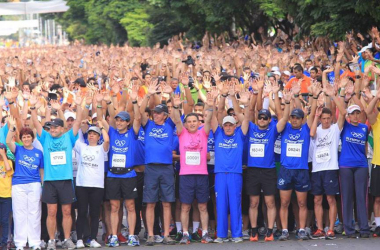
[{"x1": 74, "y1": 123, "x2": 109, "y2": 248}]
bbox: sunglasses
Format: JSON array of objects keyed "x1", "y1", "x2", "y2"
[
  {"x1": 258, "y1": 116, "x2": 269, "y2": 121},
  {"x1": 228, "y1": 113, "x2": 236, "y2": 116}
]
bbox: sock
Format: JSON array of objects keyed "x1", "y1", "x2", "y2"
[
  {"x1": 176, "y1": 222, "x2": 182, "y2": 232},
  {"x1": 193, "y1": 222, "x2": 200, "y2": 233},
  {"x1": 283, "y1": 229, "x2": 288, "y2": 233},
  {"x1": 299, "y1": 228, "x2": 305, "y2": 232},
  {"x1": 376, "y1": 217, "x2": 380, "y2": 227},
  {"x1": 202, "y1": 230, "x2": 208, "y2": 237},
  {"x1": 251, "y1": 227, "x2": 258, "y2": 236},
  {"x1": 267, "y1": 228, "x2": 273, "y2": 235},
  {"x1": 183, "y1": 231, "x2": 189, "y2": 236}
]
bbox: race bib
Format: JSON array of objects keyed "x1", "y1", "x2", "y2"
[
  {"x1": 274, "y1": 140, "x2": 281, "y2": 154},
  {"x1": 286, "y1": 143, "x2": 302, "y2": 157},
  {"x1": 112, "y1": 154, "x2": 126, "y2": 168},
  {"x1": 50, "y1": 151, "x2": 66, "y2": 165},
  {"x1": 315, "y1": 147, "x2": 331, "y2": 163},
  {"x1": 185, "y1": 151, "x2": 201, "y2": 165},
  {"x1": 250, "y1": 144, "x2": 264, "y2": 157}
]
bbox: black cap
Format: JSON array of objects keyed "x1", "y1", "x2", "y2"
[
  {"x1": 258, "y1": 109, "x2": 272, "y2": 119},
  {"x1": 290, "y1": 108, "x2": 305, "y2": 119},
  {"x1": 50, "y1": 118, "x2": 64, "y2": 127},
  {"x1": 153, "y1": 104, "x2": 168, "y2": 114}
]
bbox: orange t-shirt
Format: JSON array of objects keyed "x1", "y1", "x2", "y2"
[{"x1": 285, "y1": 75, "x2": 311, "y2": 94}]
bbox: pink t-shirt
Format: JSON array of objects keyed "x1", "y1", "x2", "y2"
[{"x1": 179, "y1": 127, "x2": 208, "y2": 175}]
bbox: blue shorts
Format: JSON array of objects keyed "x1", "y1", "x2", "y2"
[
  {"x1": 311, "y1": 170, "x2": 339, "y2": 195},
  {"x1": 179, "y1": 175, "x2": 209, "y2": 204},
  {"x1": 143, "y1": 164, "x2": 175, "y2": 203},
  {"x1": 277, "y1": 166, "x2": 311, "y2": 192}
]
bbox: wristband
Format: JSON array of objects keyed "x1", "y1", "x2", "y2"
[
  {"x1": 85, "y1": 104, "x2": 91, "y2": 109},
  {"x1": 30, "y1": 106, "x2": 36, "y2": 110},
  {"x1": 173, "y1": 106, "x2": 179, "y2": 109},
  {"x1": 294, "y1": 94, "x2": 299, "y2": 98},
  {"x1": 351, "y1": 92, "x2": 356, "y2": 97},
  {"x1": 106, "y1": 101, "x2": 112, "y2": 105},
  {"x1": 313, "y1": 97, "x2": 318, "y2": 99},
  {"x1": 10, "y1": 127, "x2": 16, "y2": 132},
  {"x1": 9, "y1": 101, "x2": 14, "y2": 105},
  {"x1": 344, "y1": 99, "x2": 349, "y2": 104},
  {"x1": 308, "y1": 93, "x2": 313, "y2": 97},
  {"x1": 285, "y1": 102, "x2": 290, "y2": 105},
  {"x1": 221, "y1": 94, "x2": 228, "y2": 98},
  {"x1": 100, "y1": 127, "x2": 104, "y2": 130},
  {"x1": 97, "y1": 105, "x2": 102, "y2": 109},
  {"x1": 355, "y1": 75, "x2": 361, "y2": 79},
  {"x1": 183, "y1": 85, "x2": 189, "y2": 88},
  {"x1": 132, "y1": 100, "x2": 138, "y2": 104},
  {"x1": 207, "y1": 108, "x2": 214, "y2": 111}
]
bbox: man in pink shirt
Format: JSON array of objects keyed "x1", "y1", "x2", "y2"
[{"x1": 172, "y1": 93, "x2": 214, "y2": 244}]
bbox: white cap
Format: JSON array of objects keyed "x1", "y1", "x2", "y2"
[
  {"x1": 347, "y1": 105, "x2": 361, "y2": 114},
  {"x1": 64, "y1": 111, "x2": 76, "y2": 120},
  {"x1": 283, "y1": 70, "x2": 291, "y2": 76},
  {"x1": 222, "y1": 116, "x2": 236, "y2": 125},
  {"x1": 271, "y1": 66, "x2": 280, "y2": 72},
  {"x1": 273, "y1": 71, "x2": 281, "y2": 76},
  {"x1": 26, "y1": 114, "x2": 41, "y2": 122},
  {"x1": 197, "y1": 72, "x2": 202, "y2": 77}
]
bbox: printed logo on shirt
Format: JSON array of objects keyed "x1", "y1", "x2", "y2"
[
  {"x1": 208, "y1": 138, "x2": 214, "y2": 144},
  {"x1": 288, "y1": 134, "x2": 301, "y2": 140},
  {"x1": 138, "y1": 130, "x2": 145, "y2": 142},
  {"x1": 115, "y1": 140, "x2": 126, "y2": 147},
  {"x1": 253, "y1": 132, "x2": 266, "y2": 138},
  {"x1": 149, "y1": 128, "x2": 168, "y2": 139},
  {"x1": 83, "y1": 155, "x2": 95, "y2": 161},
  {"x1": 35, "y1": 153, "x2": 40, "y2": 158},
  {"x1": 23, "y1": 155, "x2": 35, "y2": 163},
  {"x1": 351, "y1": 132, "x2": 364, "y2": 139},
  {"x1": 218, "y1": 138, "x2": 238, "y2": 149}
]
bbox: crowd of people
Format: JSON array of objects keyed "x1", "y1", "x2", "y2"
[{"x1": 0, "y1": 26, "x2": 380, "y2": 250}]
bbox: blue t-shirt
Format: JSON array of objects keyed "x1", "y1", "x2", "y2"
[
  {"x1": 12, "y1": 145, "x2": 44, "y2": 185},
  {"x1": 133, "y1": 127, "x2": 145, "y2": 166},
  {"x1": 327, "y1": 70, "x2": 344, "y2": 84},
  {"x1": 339, "y1": 121, "x2": 368, "y2": 168},
  {"x1": 242, "y1": 134, "x2": 249, "y2": 166},
  {"x1": 214, "y1": 126, "x2": 246, "y2": 173},
  {"x1": 207, "y1": 130, "x2": 215, "y2": 174},
  {"x1": 173, "y1": 134, "x2": 180, "y2": 172},
  {"x1": 37, "y1": 129, "x2": 78, "y2": 181},
  {"x1": 143, "y1": 118, "x2": 176, "y2": 165},
  {"x1": 247, "y1": 121, "x2": 279, "y2": 168},
  {"x1": 107, "y1": 126, "x2": 137, "y2": 178},
  {"x1": 280, "y1": 123, "x2": 310, "y2": 170}
]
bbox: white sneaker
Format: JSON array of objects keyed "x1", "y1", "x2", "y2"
[
  {"x1": 40, "y1": 240, "x2": 47, "y2": 249},
  {"x1": 154, "y1": 235, "x2": 163, "y2": 243},
  {"x1": 76, "y1": 240, "x2": 85, "y2": 249},
  {"x1": 90, "y1": 240, "x2": 101, "y2": 248}
]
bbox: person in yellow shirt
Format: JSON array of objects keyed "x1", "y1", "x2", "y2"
[{"x1": 0, "y1": 143, "x2": 13, "y2": 250}]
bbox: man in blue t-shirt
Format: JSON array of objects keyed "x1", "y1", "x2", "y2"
[
  {"x1": 30, "y1": 94, "x2": 83, "y2": 250},
  {"x1": 276, "y1": 86, "x2": 318, "y2": 241},
  {"x1": 139, "y1": 83, "x2": 176, "y2": 246},
  {"x1": 100, "y1": 88, "x2": 142, "y2": 247}
]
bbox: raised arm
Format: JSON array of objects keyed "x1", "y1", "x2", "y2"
[
  {"x1": 72, "y1": 94, "x2": 83, "y2": 136},
  {"x1": 140, "y1": 80, "x2": 159, "y2": 126},
  {"x1": 365, "y1": 90, "x2": 380, "y2": 125},
  {"x1": 130, "y1": 84, "x2": 141, "y2": 135},
  {"x1": 310, "y1": 106, "x2": 323, "y2": 138},
  {"x1": 29, "y1": 94, "x2": 43, "y2": 136},
  {"x1": 172, "y1": 94, "x2": 183, "y2": 135},
  {"x1": 5, "y1": 116, "x2": 17, "y2": 153},
  {"x1": 98, "y1": 120, "x2": 110, "y2": 152},
  {"x1": 277, "y1": 90, "x2": 291, "y2": 133}
]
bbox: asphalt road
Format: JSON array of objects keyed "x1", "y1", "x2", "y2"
[{"x1": 94, "y1": 234, "x2": 379, "y2": 250}]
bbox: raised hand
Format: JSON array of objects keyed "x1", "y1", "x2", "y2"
[
  {"x1": 50, "y1": 100, "x2": 62, "y2": 110},
  {"x1": 86, "y1": 91, "x2": 94, "y2": 105},
  {"x1": 95, "y1": 91, "x2": 104, "y2": 103},
  {"x1": 8, "y1": 115, "x2": 16, "y2": 128},
  {"x1": 238, "y1": 90, "x2": 250, "y2": 105},
  {"x1": 272, "y1": 81, "x2": 280, "y2": 93},
  {"x1": 315, "y1": 105, "x2": 323, "y2": 117},
  {"x1": 203, "y1": 75, "x2": 211, "y2": 90},
  {"x1": 282, "y1": 89, "x2": 292, "y2": 102},
  {"x1": 324, "y1": 83, "x2": 335, "y2": 97},
  {"x1": 291, "y1": 83, "x2": 301, "y2": 95},
  {"x1": 130, "y1": 84, "x2": 139, "y2": 101},
  {"x1": 147, "y1": 79, "x2": 159, "y2": 96},
  {"x1": 161, "y1": 81, "x2": 173, "y2": 94},
  {"x1": 181, "y1": 73, "x2": 189, "y2": 86},
  {"x1": 206, "y1": 92, "x2": 215, "y2": 107},
  {"x1": 74, "y1": 94, "x2": 83, "y2": 106},
  {"x1": 173, "y1": 93, "x2": 182, "y2": 107},
  {"x1": 29, "y1": 94, "x2": 38, "y2": 106}
]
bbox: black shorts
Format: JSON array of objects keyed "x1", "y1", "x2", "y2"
[
  {"x1": 175, "y1": 171, "x2": 180, "y2": 199},
  {"x1": 42, "y1": 180, "x2": 76, "y2": 204},
  {"x1": 311, "y1": 170, "x2": 339, "y2": 196},
  {"x1": 370, "y1": 164, "x2": 380, "y2": 197},
  {"x1": 179, "y1": 175, "x2": 209, "y2": 204},
  {"x1": 106, "y1": 177, "x2": 138, "y2": 200},
  {"x1": 245, "y1": 167, "x2": 277, "y2": 196}
]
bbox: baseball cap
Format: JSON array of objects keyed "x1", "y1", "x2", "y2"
[
  {"x1": 43, "y1": 121, "x2": 51, "y2": 130},
  {"x1": 153, "y1": 104, "x2": 169, "y2": 114},
  {"x1": 115, "y1": 111, "x2": 131, "y2": 121},
  {"x1": 271, "y1": 66, "x2": 280, "y2": 72},
  {"x1": 290, "y1": 109, "x2": 305, "y2": 119},
  {"x1": 222, "y1": 116, "x2": 236, "y2": 125},
  {"x1": 258, "y1": 109, "x2": 272, "y2": 119},
  {"x1": 88, "y1": 126, "x2": 101, "y2": 135},
  {"x1": 64, "y1": 111, "x2": 76, "y2": 120},
  {"x1": 347, "y1": 105, "x2": 361, "y2": 114},
  {"x1": 197, "y1": 72, "x2": 202, "y2": 77},
  {"x1": 283, "y1": 71, "x2": 291, "y2": 76},
  {"x1": 273, "y1": 71, "x2": 281, "y2": 77},
  {"x1": 50, "y1": 118, "x2": 64, "y2": 127},
  {"x1": 0, "y1": 143, "x2": 6, "y2": 150}
]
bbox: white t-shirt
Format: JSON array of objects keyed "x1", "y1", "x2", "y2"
[
  {"x1": 311, "y1": 123, "x2": 340, "y2": 172},
  {"x1": 74, "y1": 141, "x2": 108, "y2": 188}
]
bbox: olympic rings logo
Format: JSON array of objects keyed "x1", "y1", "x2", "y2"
[
  {"x1": 23, "y1": 155, "x2": 35, "y2": 162},
  {"x1": 152, "y1": 128, "x2": 164, "y2": 134},
  {"x1": 253, "y1": 132, "x2": 266, "y2": 138},
  {"x1": 115, "y1": 140, "x2": 126, "y2": 147},
  {"x1": 83, "y1": 155, "x2": 95, "y2": 161},
  {"x1": 351, "y1": 132, "x2": 364, "y2": 139},
  {"x1": 288, "y1": 134, "x2": 301, "y2": 140},
  {"x1": 208, "y1": 138, "x2": 214, "y2": 144},
  {"x1": 224, "y1": 139, "x2": 234, "y2": 143}
]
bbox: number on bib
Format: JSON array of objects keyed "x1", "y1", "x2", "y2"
[
  {"x1": 250, "y1": 144, "x2": 265, "y2": 157},
  {"x1": 50, "y1": 151, "x2": 67, "y2": 165},
  {"x1": 112, "y1": 154, "x2": 126, "y2": 168},
  {"x1": 315, "y1": 147, "x2": 331, "y2": 163},
  {"x1": 286, "y1": 143, "x2": 302, "y2": 157},
  {"x1": 185, "y1": 151, "x2": 201, "y2": 165},
  {"x1": 274, "y1": 140, "x2": 281, "y2": 154}
]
